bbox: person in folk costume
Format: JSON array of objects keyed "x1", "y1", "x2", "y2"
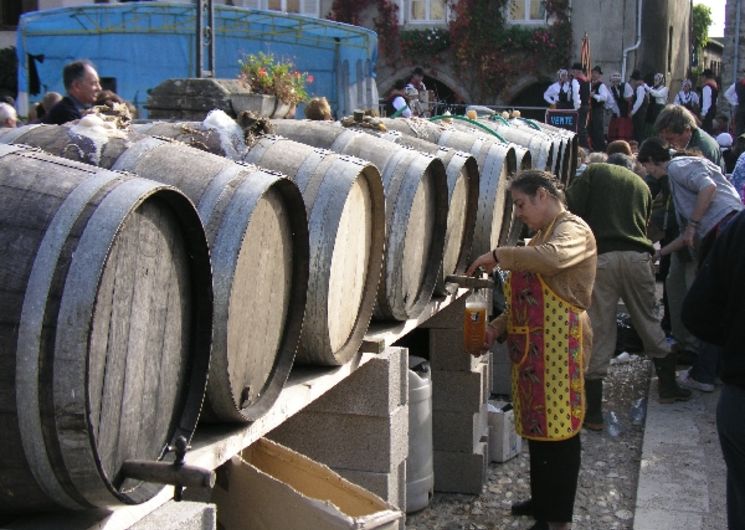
[
  {"x1": 544, "y1": 69, "x2": 573, "y2": 109},
  {"x1": 405, "y1": 66, "x2": 429, "y2": 117},
  {"x1": 647, "y1": 73, "x2": 669, "y2": 126},
  {"x1": 629, "y1": 70, "x2": 650, "y2": 143},
  {"x1": 700, "y1": 68, "x2": 720, "y2": 135},
  {"x1": 674, "y1": 79, "x2": 701, "y2": 116},
  {"x1": 607, "y1": 72, "x2": 634, "y2": 142},
  {"x1": 385, "y1": 79, "x2": 412, "y2": 118},
  {"x1": 588, "y1": 65, "x2": 610, "y2": 152},
  {"x1": 570, "y1": 62, "x2": 591, "y2": 149},
  {"x1": 467, "y1": 170, "x2": 597, "y2": 530}
]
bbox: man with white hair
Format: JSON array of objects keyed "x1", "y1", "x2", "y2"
[
  {"x1": 0, "y1": 102, "x2": 17, "y2": 128},
  {"x1": 543, "y1": 69, "x2": 572, "y2": 109},
  {"x1": 674, "y1": 79, "x2": 700, "y2": 114}
]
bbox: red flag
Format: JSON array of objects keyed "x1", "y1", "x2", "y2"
[{"x1": 580, "y1": 33, "x2": 591, "y2": 77}]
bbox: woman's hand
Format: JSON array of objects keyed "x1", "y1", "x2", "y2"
[
  {"x1": 466, "y1": 249, "x2": 498, "y2": 276},
  {"x1": 472, "y1": 324, "x2": 499, "y2": 357}
]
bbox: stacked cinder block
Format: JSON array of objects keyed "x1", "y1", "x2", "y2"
[
  {"x1": 269, "y1": 347, "x2": 409, "y2": 517},
  {"x1": 422, "y1": 296, "x2": 491, "y2": 495},
  {"x1": 129, "y1": 501, "x2": 217, "y2": 530}
]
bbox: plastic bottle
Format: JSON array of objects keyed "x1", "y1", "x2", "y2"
[
  {"x1": 464, "y1": 288, "x2": 488, "y2": 356},
  {"x1": 630, "y1": 397, "x2": 647, "y2": 426},
  {"x1": 606, "y1": 411, "x2": 622, "y2": 438}
]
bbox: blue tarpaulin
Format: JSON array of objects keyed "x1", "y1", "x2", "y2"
[{"x1": 17, "y1": 2, "x2": 378, "y2": 118}]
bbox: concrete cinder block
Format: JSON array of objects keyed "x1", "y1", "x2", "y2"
[
  {"x1": 433, "y1": 441, "x2": 489, "y2": 495},
  {"x1": 432, "y1": 402, "x2": 488, "y2": 453},
  {"x1": 431, "y1": 362, "x2": 488, "y2": 413},
  {"x1": 491, "y1": 341, "x2": 512, "y2": 397},
  {"x1": 306, "y1": 347, "x2": 408, "y2": 416},
  {"x1": 336, "y1": 459, "x2": 406, "y2": 511},
  {"x1": 420, "y1": 295, "x2": 466, "y2": 329},
  {"x1": 269, "y1": 405, "x2": 409, "y2": 473},
  {"x1": 482, "y1": 352, "x2": 493, "y2": 395},
  {"x1": 428, "y1": 327, "x2": 483, "y2": 372},
  {"x1": 129, "y1": 501, "x2": 216, "y2": 530}
]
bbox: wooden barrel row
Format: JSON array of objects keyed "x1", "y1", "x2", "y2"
[
  {"x1": 376, "y1": 117, "x2": 521, "y2": 258},
  {"x1": 268, "y1": 119, "x2": 450, "y2": 322},
  {"x1": 1, "y1": 124, "x2": 310, "y2": 424},
  {"x1": 132, "y1": 121, "x2": 386, "y2": 366},
  {"x1": 0, "y1": 143, "x2": 213, "y2": 513},
  {"x1": 346, "y1": 127, "x2": 479, "y2": 294},
  {"x1": 0, "y1": 113, "x2": 532, "y2": 514}
]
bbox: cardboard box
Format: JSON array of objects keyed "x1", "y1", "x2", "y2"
[
  {"x1": 212, "y1": 438, "x2": 403, "y2": 530},
  {"x1": 488, "y1": 401, "x2": 522, "y2": 463}
]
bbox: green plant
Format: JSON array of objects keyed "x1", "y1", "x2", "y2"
[
  {"x1": 238, "y1": 52, "x2": 313, "y2": 106},
  {"x1": 400, "y1": 28, "x2": 451, "y2": 59},
  {"x1": 448, "y1": 0, "x2": 570, "y2": 96},
  {"x1": 691, "y1": 3, "x2": 712, "y2": 53}
]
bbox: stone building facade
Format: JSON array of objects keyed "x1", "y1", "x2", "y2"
[
  {"x1": 722, "y1": 0, "x2": 745, "y2": 112},
  {"x1": 2, "y1": 0, "x2": 692, "y2": 110}
]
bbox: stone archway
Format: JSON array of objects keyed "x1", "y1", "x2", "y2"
[
  {"x1": 504, "y1": 75, "x2": 553, "y2": 121},
  {"x1": 378, "y1": 65, "x2": 472, "y2": 110}
]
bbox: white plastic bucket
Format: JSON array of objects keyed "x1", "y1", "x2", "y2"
[{"x1": 406, "y1": 355, "x2": 434, "y2": 513}]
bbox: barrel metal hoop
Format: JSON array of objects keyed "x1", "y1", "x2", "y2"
[
  {"x1": 110, "y1": 136, "x2": 165, "y2": 174},
  {"x1": 196, "y1": 163, "x2": 247, "y2": 226},
  {"x1": 329, "y1": 129, "x2": 358, "y2": 154},
  {"x1": 206, "y1": 172, "x2": 278, "y2": 420},
  {"x1": 293, "y1": 147, "x2": 332, "y2": 197},
  {"x1": 241, "y1": 135, "x2": 275, "y2": 166},
  {"x1": 54, "y1": 177, "x2": 168, "y2": 507},
  {"x1": 16, "y1": 168, "x2": 122, "y2": 510},
  {"x1": 0, "y1": 143, "x2": 27, "y2": 158},
  {"x1": 0, "y1": 124, "x2": 42, "y2": 145}
]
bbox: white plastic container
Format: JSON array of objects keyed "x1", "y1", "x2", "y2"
[{"x1": 406, "y1": 355, "x2": 434, "y2": 513}]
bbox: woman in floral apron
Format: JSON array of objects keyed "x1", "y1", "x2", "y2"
[{"x1": 468, "y1": 170, "x2": 598, "y2": 530}]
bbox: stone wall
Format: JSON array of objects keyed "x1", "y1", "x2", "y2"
[{"x1": 722, "y1": 0, "x2": 745, "y2": 113}]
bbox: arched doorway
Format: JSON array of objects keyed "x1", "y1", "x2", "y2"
[
  {"x1": 509, "y1": 80, "x2": 552, "y2": 121},
  {"x1": 380, "y1": 72, "x2": 461, "y2": 116}
]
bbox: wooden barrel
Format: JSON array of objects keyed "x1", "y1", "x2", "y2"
[
  {"x1": 133, "y1": 121, "x2": 386, "y2": 366},
  {"x1": 515, "y1": 119, "x2": 578, "y2": 185},
  {"x1": 360, "y1": 128, "x2": 479, "y2": 294},
  {"x1": 470, "y1": 119, "x2": 555, "y2": 174},
  {"x1": 378, "y1": 118, "x2": 517, "y2": 259},
  {"x1": 270, "y1": 119, "x2": 449, "y2": 321},
  {"x1": 2, "y1": 124, "x2": 309, "y2": 422},
  {"x1": 513, "y1": 144, "x2": 533, "y2": 171},
  {"x1": 0, "y1": 144, "x2": 212, "y2": 513}
]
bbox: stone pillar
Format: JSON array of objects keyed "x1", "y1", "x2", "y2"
[{"x1": 722, "y1": 0, "x2": 745, "y2": 113}]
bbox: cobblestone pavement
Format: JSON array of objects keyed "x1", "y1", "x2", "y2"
[{"x1": 407, "y1": 358, "x2": 651, "y2": 530}]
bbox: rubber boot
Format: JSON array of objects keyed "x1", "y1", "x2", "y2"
[
  {"x1": 584, "y1": 378, "x2": 604, "y2": 431},
  {"x1": 654, "y1": 353, "x2": 692, "y2": 403}
]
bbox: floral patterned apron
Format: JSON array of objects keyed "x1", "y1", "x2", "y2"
[{"x1": 504, "y1": 266, "x2": 585, "y2": 441}]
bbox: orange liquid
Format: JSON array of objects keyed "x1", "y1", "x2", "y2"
[{"x1": 464, "y1": 304, "x2": 486, "y2": 356}]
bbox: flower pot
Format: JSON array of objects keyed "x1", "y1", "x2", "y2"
[{"x1": 230, "y1": 93, "x2": 292, "y2": 118}]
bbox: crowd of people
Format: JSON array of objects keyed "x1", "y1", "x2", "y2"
[
  {"x1": 543, "y1": 66, "x2": 730, "y2": 156},
  {"x1": 470, "y1": 79, "x2": 745, "y2": 528},
  {"x1": 0, "y1": 59, "x2": 138, "y2": 132},
  {"x1": 2, "y1": 58, "x2": 744, "y2": 529}
]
